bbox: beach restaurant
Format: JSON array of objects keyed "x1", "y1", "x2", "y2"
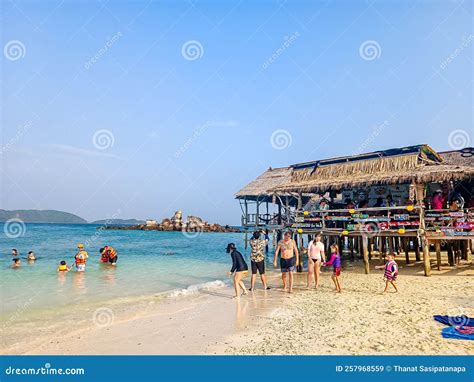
[{"x1": 236, "y1": 144, "x2": 474, "y2": 276}]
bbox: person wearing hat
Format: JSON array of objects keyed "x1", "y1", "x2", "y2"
[
  {"x1": 75, "y1": 244, "x2": 89, "y2": 272},
  {"x1": 226, "y1": 243, "x2": 248, "y2": 299},
  {"x1": 432, "y1": 189, "x2": 446, "y2": 210}
]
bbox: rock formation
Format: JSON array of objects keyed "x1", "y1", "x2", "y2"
[{"x1": 102, "y1": 212, "x2": 240, "y2": 233}]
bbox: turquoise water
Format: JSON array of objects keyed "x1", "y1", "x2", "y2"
[{"x1": 0, "y1": 224, "x2": 249, "y2": 315}]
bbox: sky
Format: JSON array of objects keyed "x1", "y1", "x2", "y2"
[{"x1": 1, "y1": 0, "x2": 473, "y2": 224}]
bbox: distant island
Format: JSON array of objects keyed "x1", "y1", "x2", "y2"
[
  {"x1": 0, "y1": 209, "x2": 87, "y2": 224},
  {"x1": 104, "y1": 211, "x2": 241, "y2": 233},
  {"x1": 91, "y1": 218, "x2": 146, "y2": 225}
]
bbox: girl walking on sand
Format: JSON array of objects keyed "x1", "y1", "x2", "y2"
[
  {"x1": 382, "y1": 254, "x2": 399, "y2": 293},
  {"x1": 323, "y1": 244, "x2": 342, "y2": 293}
]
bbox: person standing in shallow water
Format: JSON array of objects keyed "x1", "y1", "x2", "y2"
[
  {"x1": 249, "y1": 231, "x2": 270, "y2": 291},
  {"x1": 227, "y1": 243, "x2": 249, "y2": 299},
  {"x1": 273, "y1": 231, "x2": 299, "y2": 293}
]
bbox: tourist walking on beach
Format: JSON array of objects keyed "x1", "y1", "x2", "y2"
[
  {"x1": 227, "y1": 243, "x2": 249, "y2": 299},
  {"x1": 382, "y1": 254, "x2": 398, "y2": 293},
  {"x1": 75, "y1": 243, "x2": 89, "y2": 272},
  {"x1": 307, "y1": 234, "x2": 325, "y2": 289},
  {"x1": 249, "y1": 231, "x2": 270, "y2": 291},
  {"x1": 323, "y1": 244, "x2": 342, "y2": 293},
  {"x1": 274, "y1": 231, "x2": 299, "y2": 293}
]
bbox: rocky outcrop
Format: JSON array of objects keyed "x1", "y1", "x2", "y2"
[{"x1": 102, "y1": 212, "x2": 241, "y2": 233}]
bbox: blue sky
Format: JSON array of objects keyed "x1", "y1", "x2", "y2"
[{"x1": 1, "y1": 0, "x2": 472, "y2": 224}]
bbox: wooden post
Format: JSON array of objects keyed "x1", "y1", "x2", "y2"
[
  {"x1": 368, "y1": 238, "x2": 372, "y2": 260},
  {"x1": 414, "y1": 241, "x2": 421, "y2": 262},
  {"x1": 403, "y1": 237, "x2": 410, "y2": 264},
  {"x1": 447, "y1": 242, "x2": 454, "y2": 266},
  {"x1": 421, "y1": 237, "x2": 431, "y2": 276},
  {"x1": 298, "y1": 234, "x2": 304, "y2": 272},
  {"x1": 388, "y1": 237, "x2": 394, "y2": 255},
  {"x1": 466, "y1": 240, "x2": 472, "y2": 263},
  {"x1": 362, "y1": 235, "x2": 370, "y2": 274},
  {"x1": 435, "y1": 241, "x2": 441, "y2": 271},
  {"x1": 415, "y1": 182, "x2": 431, "y2": 276}
]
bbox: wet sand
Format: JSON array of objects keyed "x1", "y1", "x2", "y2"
[{"x1": 2, "y1": 260, "x2": 473, "y2": 355}]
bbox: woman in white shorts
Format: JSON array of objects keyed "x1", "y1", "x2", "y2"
[{"x1": 307, "y1": 234, "x2": 325, "y2": 289}]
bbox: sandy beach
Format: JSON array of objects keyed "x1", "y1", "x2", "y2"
[{"x1": 2, "y1": 258, "x2": 472, "y2": 356}]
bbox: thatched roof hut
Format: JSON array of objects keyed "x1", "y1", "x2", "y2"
[
  {"x1": 439, "y1": 148, "x2": 474, "y2": 166},
  {"x1": 236, "y1": 145, "x2": 473, "y2": 197},
  {"x1": 235, "y1": 166, "x2": 292, "y2": 201}
]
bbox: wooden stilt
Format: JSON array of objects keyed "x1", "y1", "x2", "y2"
[
  {"x1": 421, "y1": 237, "x2": 431, "y2": 276},
  {"x1": 362, "y1": 235, "x2": 370, "y2": 274},
  {"x1": 388, "y1": 237, "x2": 394, "y2": 255},
  {"x1": 466, "y1": 240, "x2": 472, "y2": 263},
  {"x1": 447, "y1": 242, "x2": 454, "y2": 266},
  {"x1": 415, "y1": 241, "x2": 421, "y2": 262},
  {"x1": 368, "y1": 238, "x2": 372, "y2": 260},
  {"x1": 403, "y1": 237, "x2": 410, "y2": 264},
  {"x1": 435, "y1": 241, "x2": 441, "y2": 271}
]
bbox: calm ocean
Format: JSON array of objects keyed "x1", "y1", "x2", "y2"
[{"x1": 0, "y1": 223, "x2": 253, "y2": 316}]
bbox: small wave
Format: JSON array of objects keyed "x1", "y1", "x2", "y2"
[{"x1": 167, "y1": 280, "x2": 228, "y2": 298}]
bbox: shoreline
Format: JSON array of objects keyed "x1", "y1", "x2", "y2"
[{"x1": 1, "y1": 261, "x2": 473, "y2": 355}]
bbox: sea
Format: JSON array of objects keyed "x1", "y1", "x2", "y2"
[{"x1": 0, "y1": 223, "x2": 255, "y2": 319}]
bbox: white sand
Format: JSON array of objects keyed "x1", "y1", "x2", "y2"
[{"x1": 3, "y1": 260, "x2": 473, "y2": 355}]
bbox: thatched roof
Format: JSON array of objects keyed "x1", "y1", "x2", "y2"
[
  {"x1": 235, "y1": 167, "x2": 292, "y2": 200},
  {"x1": 439, "y1": 148, "x2": 474, "y2": 167},
  {"x1": 236, "y1": 144, "x2": 474, "y2": 196}
]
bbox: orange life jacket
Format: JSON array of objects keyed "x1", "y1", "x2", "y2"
[
  {"x1": 75, "y1": 251, "x2": 88, "y2": 265},
  {"x1": 105, "y1": 246, "x2": 117, "y2": 259}
]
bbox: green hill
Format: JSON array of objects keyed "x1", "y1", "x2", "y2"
[{"x1": 0, "y1": 209, "x2": 87, "y2": 224}]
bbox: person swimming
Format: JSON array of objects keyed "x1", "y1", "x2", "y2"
[
  {"x1": 12, "y1": 248, "x2": 19, "y2": 257},
  {"x1": 57, "y1": 260, "x2": 72, "y2": 272},
  {"x1": 27, "y1": 251, "x2": 36, "y2": 261},
  {"x1": 12, "y1": 258, "x2": 21, "y2": 268}
]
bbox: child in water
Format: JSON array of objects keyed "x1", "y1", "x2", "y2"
[
  {"x1": 323, "y1": 244, "x2": 342, "y2": 293},
  {"x1": 382, "y1": 254, "x2": 398, "y2": 293},
  {"x1": 57, "y1": 260, "x2": 72, "y2": 272},
  {"x1": 27, "y1": 251, "x2": 36, "y2": 261},
  {"x1": 12, "y1": 258, "x2": 21, "y2": 268}
]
